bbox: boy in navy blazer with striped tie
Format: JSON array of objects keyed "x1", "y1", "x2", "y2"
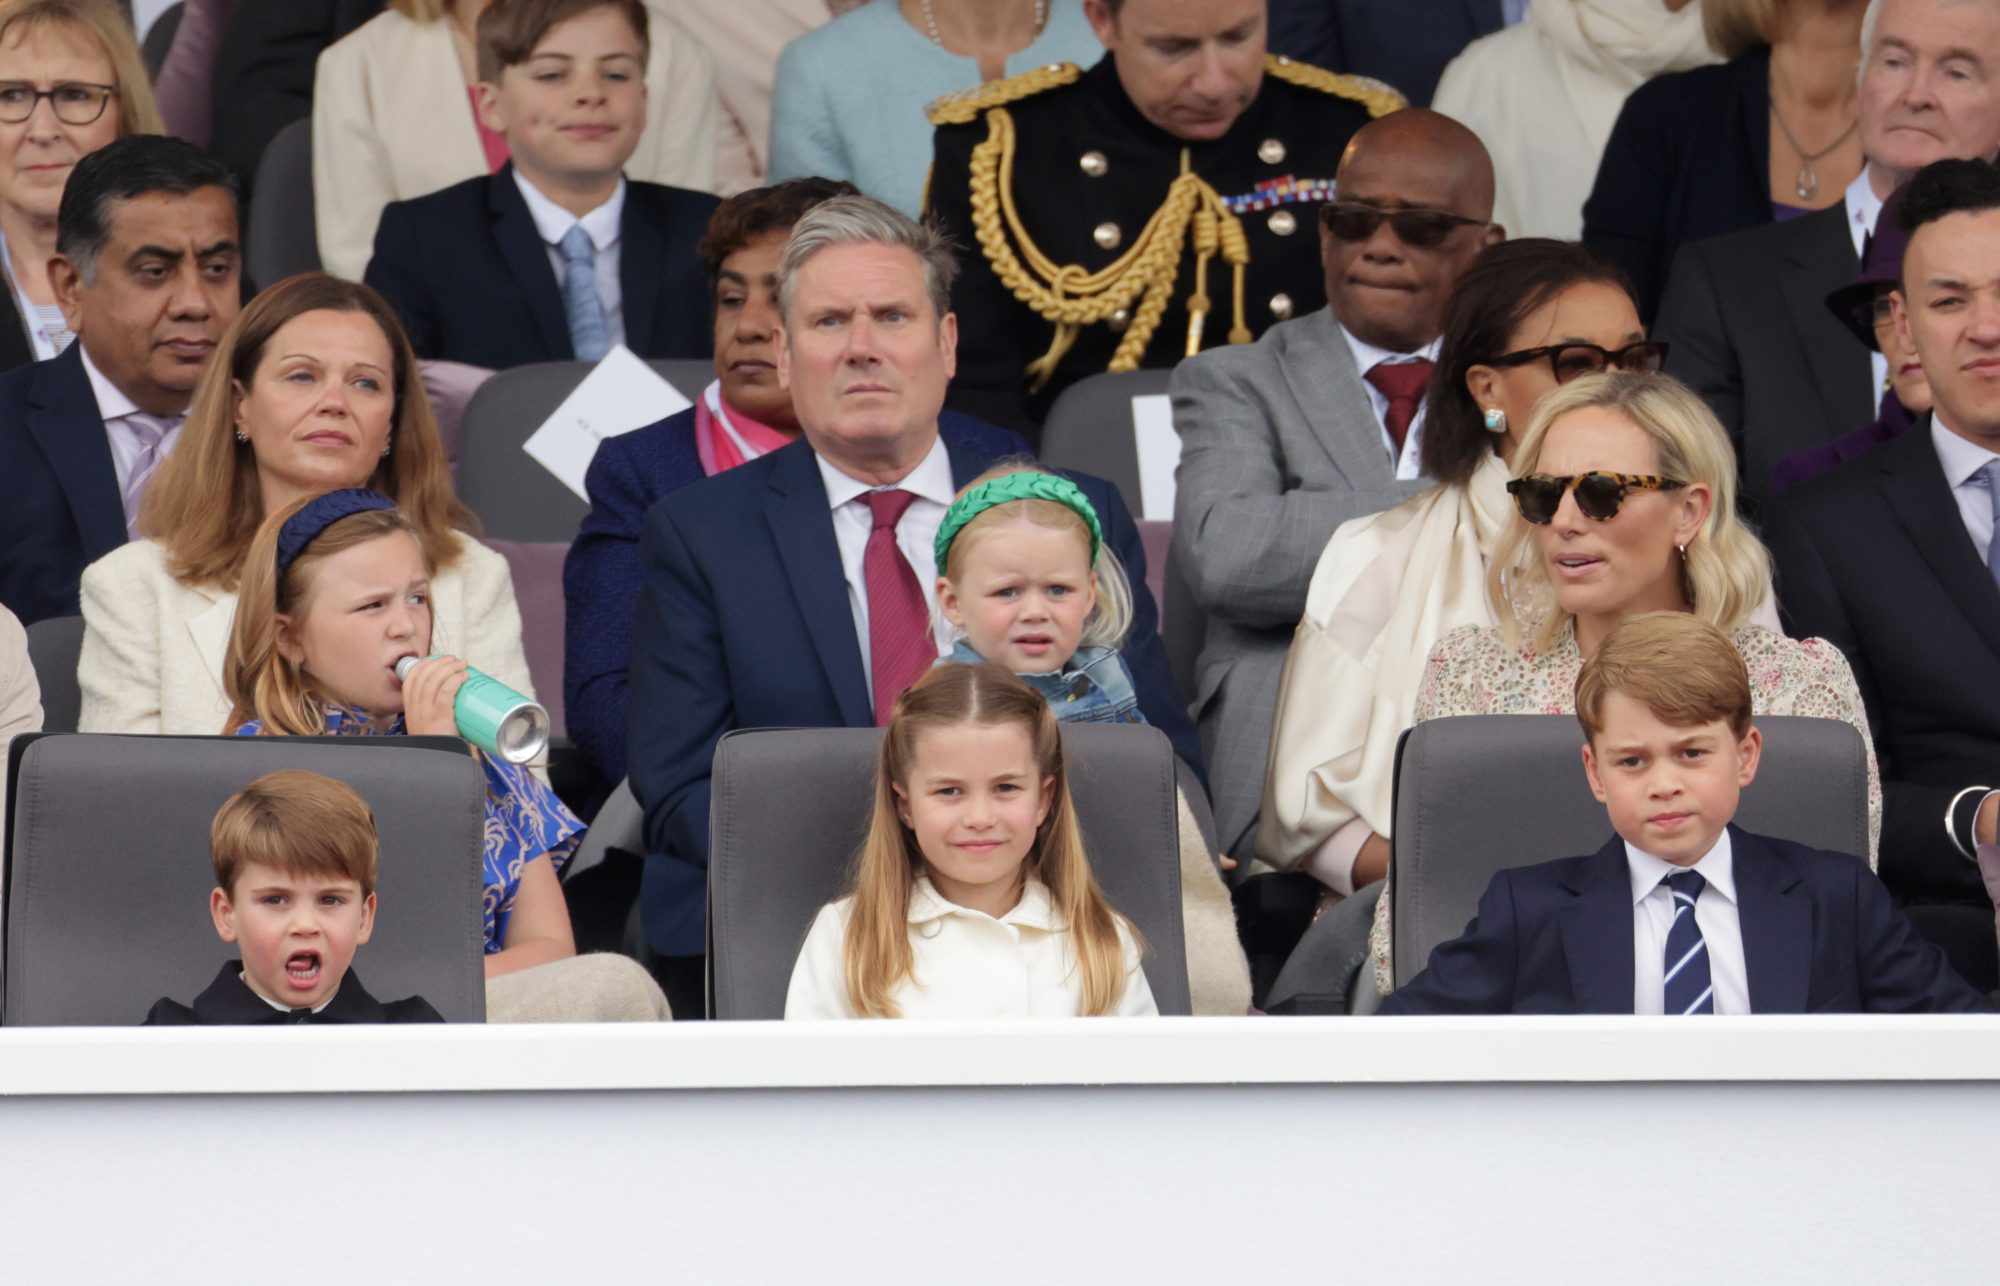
[{"x1": 1383, "y1": 613, "x2": 1990, "y2": 1015}]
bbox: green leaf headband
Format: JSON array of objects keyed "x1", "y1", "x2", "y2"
[{"x1": 934, "y1": 471, "x2": 1104, "y2": 570}]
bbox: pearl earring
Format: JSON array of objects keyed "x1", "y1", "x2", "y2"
[
  {"x1": 235, "y1": 429, "x2": 249, "y2": 444},
  {"x1": 1482, "y1": 407, "x2": 1506, "y2": 434},
  {"x1": 380, "y1": 438, "x2": 392, "y2": 458}
]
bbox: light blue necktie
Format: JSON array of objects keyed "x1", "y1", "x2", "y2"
[
  {"x1": 1979, "y1": 460, "x2": 2000, "y2": 590},
  {"x1": 557, "y1": 224, "x2": 611, "y2": 362},
  {"x1": 1661, "y1": 870, "x2": 1714, "y2": 1015}
]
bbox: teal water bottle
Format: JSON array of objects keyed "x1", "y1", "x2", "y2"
[{"x1": 395, "y1": 655, "x2": 550, "y2": 765}]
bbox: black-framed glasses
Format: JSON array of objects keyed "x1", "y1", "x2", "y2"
[
  {"x1": 1486, "y1": 340, "x2": 1668, "y2": 384},
  {"x1": 0, "y1": 81, "x2": 116, "y2": 126},
  {"x1": 1319, "y1": 201, "x2": 1487, "y2": 249},
  {"x1": 1506, "y1": 472, "x2": 1687, "y2": 524}
]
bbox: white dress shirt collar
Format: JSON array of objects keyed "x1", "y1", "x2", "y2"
[
  {"x1": 1341, "y1": 327, "x2": 1442, "y2": 381},
  {"x1": 513, "y1": 168, "x2": 626, "y2": 253},
  {"x1": 814, "y1": 432, "x2": 956, "y2": 511},
  {"x1": 77, "y1": 340, "x2": 141, "y2": 423},
  {"x1": 1846, "y1": 168, "x2": 1886, "y2": 259},
  {"x1": 907, "y1": 875, "x2": 1063, "y2": 931},
  {"x1": 1931, "y1": 411, "x2": 2000, "y2": 490},
  {"x1": 240, "y1": 969, "x2": 337, "y2": 1015},
  {"x1": 1625, "y1": 827, "x2": 1737, "y2": 909}
]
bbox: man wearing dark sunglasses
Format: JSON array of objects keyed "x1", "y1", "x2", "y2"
[
  {"x1": 925, "y1": 0, "x2": 1408, "y2": 438},
  {"x1": 1170, "y1": 107, "x2": 1498, "y2": 862}
]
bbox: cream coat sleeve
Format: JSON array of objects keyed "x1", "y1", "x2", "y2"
[
  {"x1": 449, "y1": 539, "x2": 535, "y2": 702},
  {"x1": 1114, "y1": 918, "x2": 1160, "y2": 1017},
  {"x1": 77, "y1": 545, "x2": 168, "y2": 735},
  {"x1": 785, "y1": 901, "x2": 859, "y2": 1020},
  {"x1": 632, "y1": 4, "x2": 721, "y2": 194},
  {"x1": 311, "y1": 22, "x2": 420, "y2": 283},
  {"x1": 0, "y1": 604, "x2": 42, "y2": 844}
]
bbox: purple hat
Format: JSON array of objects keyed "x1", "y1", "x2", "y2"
[{"x1": 1825, "y1": 182, "x2": 1914, "y2": 352}]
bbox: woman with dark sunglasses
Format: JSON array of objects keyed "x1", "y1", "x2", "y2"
[
  {"x1": 1350, "y1": 370, "x2": 1880, "y2": 997},
  {"x1": 1263, "y1": 240, "x2": 1663, "y2": 905}
]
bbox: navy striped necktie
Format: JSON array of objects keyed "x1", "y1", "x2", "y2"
[{"x1": 1662, "y1": 870, "x2": 1714, "y2": 1015}]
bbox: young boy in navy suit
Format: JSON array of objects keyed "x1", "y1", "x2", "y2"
[
  {"x1": 1383, "y1": 613, "x2": 1991, "y2": 1015},
  {"x1": 145, "y1": 771, "x2": 441, "y2": 1025}
]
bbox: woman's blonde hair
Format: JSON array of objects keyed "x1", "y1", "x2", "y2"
[
  {"x1": 224, "y1": 495, "x2": 431, "y2": 737},
  {"x1": 1485, "y1": 371, "x2": 1773, "y2": 651},
  {"x1": 941, "y1": 462, "x2": 1134, "y2": 650},
  {"x1": 388, "y1": 0, "x2": 449, "y2": 20},
  {"x1": 1703, "y1": 0, "x2": 1786, "y2": 59},
  {"x1": 141, "y1": 273, "x2": 474, "y2": 591},
  {"x1": 840, "y1": 663, "x2": 1137, "y2": 1018},
  {"x1": 0, "y1": 0, "x2": 164, "y2": 137}
]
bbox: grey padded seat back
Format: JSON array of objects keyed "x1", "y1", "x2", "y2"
[
  {"x1": 24, "y1": 615, "x2": 82, "y2": 734},
  {"x1": 4, "y1": 734, "x2": 488, "y2": 1024},
  {"x1": 247, "y1": 118, "x2": 320, "y2": 291},
  {"x1": 456, "y1": 359, "x2": 715, "y2": 542},
  {"x1": 1389, "y1": 714, "x2": 1872, "y2": 986},
  {"x1": 709, "y1": 724, "x2": 1192, "y2": 1018},
  {"x1": 1039, "y1": 368, "x2": 1174, "y2": 516}
]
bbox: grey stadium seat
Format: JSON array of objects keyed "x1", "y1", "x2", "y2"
[
  {"x1": 247, "y1": 118, "x2": 320, "y2": 291},
  {"x1": 23, "y1": 615, "x2": 82, "y2": 735},
  {"x1": 708, "y1": 723, "x2": 1193, "y2": 1019}
]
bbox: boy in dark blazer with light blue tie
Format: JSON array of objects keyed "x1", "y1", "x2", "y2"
[
  {"x1": 364, "y1": 0, "x2": 716, "y2": 370},
  {"x1": 1383, "y1": 613, "x2": 1990, "y2": 1016}
]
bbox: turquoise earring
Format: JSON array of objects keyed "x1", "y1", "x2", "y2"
[{"x1": 1483, "y1": 407, "x2": 1506, "y2": 434}]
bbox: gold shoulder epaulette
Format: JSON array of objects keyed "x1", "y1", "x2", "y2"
[
  {"x1": 1264, "y1": 54, "x2": 1406, "y2": 118},
  {"x1": 927, "y1": 61, "x2": 1082, "y2": 127}
]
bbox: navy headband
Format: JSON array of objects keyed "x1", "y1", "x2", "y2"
[{"x1": 275, "y1": 489, "x2": 397, "y2": 576}]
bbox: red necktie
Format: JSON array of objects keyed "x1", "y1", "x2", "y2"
[
  {"x1": 863, "y1": 489, "x2": 933, "y2": 724},
  {"x1": 1365, "y1": 358, "x2": 1435, "y2": 460}
]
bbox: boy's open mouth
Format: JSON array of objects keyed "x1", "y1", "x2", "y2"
[{"x1": 285, "y1": 951, "x2": 322, "y2": 988}]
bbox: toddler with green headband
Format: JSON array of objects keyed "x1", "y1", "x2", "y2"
[{"x1": 934, "y1": 462, "x2": 1253, "y2": 1013}]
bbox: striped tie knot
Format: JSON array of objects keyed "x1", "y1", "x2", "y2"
[
  {"x1": 1664, "y1": 868, "x2": 1706, "y2": 906},
  {"x1": 865, "y1": 488, "x2": 917, "y2": 531},
  {"x1": 1660, "y1": 868, "x2": 1714, "y2": 1015}
]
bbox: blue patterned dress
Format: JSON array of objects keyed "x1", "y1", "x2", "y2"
[{"x1": 234, "y1": 709, "x2": 584, "y2": 953}]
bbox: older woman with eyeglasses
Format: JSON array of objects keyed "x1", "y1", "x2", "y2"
[
  {"x1": 1263, "y1": 240, "x2": 1676, "y2": 899},
  {"x1": 0, "y1": 0, "x2": 161, "y2": 374},
  {"x1": 1353, "y1": 369, "x2": 1882, "y2": 994}
]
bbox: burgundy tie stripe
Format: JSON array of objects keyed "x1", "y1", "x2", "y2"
[
  {"x1": 862, "y1": 489, "x2": 934, "y2": 724},
  {"x1": 1365, "y1": 358, "x2": 1435, "y2": 460}
]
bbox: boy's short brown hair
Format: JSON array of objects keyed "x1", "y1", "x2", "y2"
[
  {"x1": 476, "y1": 0, "x2": 649, "y2": 83},
  {"x1": 1575, "y1": 612, "x2": 1753, "y2": 742},
  {"x1": 210, "y1": 770, "x2": 380, "y2": 897}
]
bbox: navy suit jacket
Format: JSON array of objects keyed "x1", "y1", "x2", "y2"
[
  {"x1": 1273, "y1": 0, "x2": 1503, "y2": 107},
  {"x1": 1381, "y1": 828, "x2": 1990, "y2": 1015},
  {"x1": 364, "y1": 164, "x2": 718, "y2": 369},
  {"x1": 562, "y1": 404, "x2": 1014, "y2": 784},
  {"x1": 0, "y1": 343, "x2": 129, "y2": 626},
  {"x1": 625, "y1": 421, "x2": 1204, "y2": 955}
]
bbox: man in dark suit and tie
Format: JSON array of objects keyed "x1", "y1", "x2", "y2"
[
  {"x1": 625, "y1": 195, "x2": 1201, "y2": 1014},
  {"x1": 1766, "y1": 158, "x2": 2000, "y2": 994},
  {"x1": 1655, "y1": 0, "x2": 2000, "y2": 513},
  {"x1": 364, "y1": 0, "x2": 715, "y2": 370},
  {"x1": 1384, "y1": 613, "x2": 1988, "y2": 1015},
  {"x1": 1270, "y1": 0, "x2": 1507, "y2": 108},
  {"x1": 0, "y1": 137, "x2": 241, "y2": 627}
]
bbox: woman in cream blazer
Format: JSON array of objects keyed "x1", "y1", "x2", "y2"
[
  {"x1": 78, "y1": 273, "x2": 534, "y2": 737},
  {"x1": 311, "y1": 0, "x2": 722, "y2": 282}
]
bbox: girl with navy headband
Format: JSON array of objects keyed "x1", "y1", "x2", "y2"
[
  {"x1": 223, "y1": 489, "x2": 669, "y2": 1021},
  {"x1": 932, "y1": 463, "x2": 1251, "y2": 1014}
]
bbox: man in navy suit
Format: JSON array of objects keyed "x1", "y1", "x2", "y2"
[
  {"x1": 1271, "y1": 0, "x2": 1506, "y2": 108},
  {"x1": 626, "y1": 195, "x2": 1202, "y2": 1009},
  {"x1": 0, "y1": 138, "x2": 241, "y2": 627},
  {"x1": 364, "y1": 0, "x2": 715, "y2": 370},
  {"x1": 1383, "y1": 614, "x2": 1987, "y2": 1016}
]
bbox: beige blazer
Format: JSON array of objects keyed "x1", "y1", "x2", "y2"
[
  {"x1": 0, "y1": 603, "x2": 42, "y2": 846},
  {"x1": 76, "y1": 537, "x2": 535, "y2": 738},
  {"x1": 671, "y1": 0, "x2": 831, "y2": 194},
  {"x1": 312, "y1": 6, "x2": 722, "y2": 281}
]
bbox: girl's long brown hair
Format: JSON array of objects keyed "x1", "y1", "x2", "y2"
[
  {"x1": 841, "y1": 663, "x2": 1137, "y2": 1017},
  {"x1": 141, "y1": 273, "x2": 474, "y2": 591},
  {"x1": 223, "y1": 495, "x2": 431, "y2": 736}
]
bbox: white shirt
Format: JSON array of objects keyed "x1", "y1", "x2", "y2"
[
  {"x1": 1846, "y1": 168, "x2": 1890, "y2": 409},
  {"x1": 1626, "y1": 830, "x2": 1751, "y2": 1016},
  {"x1": 784, "y1": 877, "x2": 1158, "y2": 1019},
  {"x1": 817, "y1": 434, "x2": 957, "y2": 704},
  {"x1": 80, "y1": 341, "x2": 185, "y2": 535},
  {"x1": 513, "y1": 168, "x2": 627, "y2": 349},
  {"x1": 1931, "y1": 413, "x2": 2000, "y2": 564},
  {"x1": 1342, "y1": 325, "x2": 1440, "y2": 481}
]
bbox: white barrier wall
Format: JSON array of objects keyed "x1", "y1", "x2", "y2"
[{"x1": 4, "y1": 1016, "x2": 1997, "y2": 1283}]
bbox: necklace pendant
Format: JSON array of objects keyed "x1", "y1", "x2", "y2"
[{"x1": 1796, "y1": 163, "x2": 1818, "y2": 202}]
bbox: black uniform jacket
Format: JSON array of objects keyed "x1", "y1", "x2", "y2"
[{"x1": 144, "y1": 962, "x2": 444, "y2": 1025}]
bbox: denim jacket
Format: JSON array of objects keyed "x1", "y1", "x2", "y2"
[{"x1": 942, "y1": 640, "x2": 1144, "y2": 725}]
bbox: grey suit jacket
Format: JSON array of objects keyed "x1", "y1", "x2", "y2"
[{"x1": 1170, "y1": 307, "x2": 1427, "y2": 854}]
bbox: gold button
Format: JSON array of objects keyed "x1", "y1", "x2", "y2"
[
  {"x1": 1258, "y1": 138, "x2": 1286, "y2": 165},
  {"x1": 1269, "y1": 292, "x2": 1293, "y2": 320},
  {"x1": 1108, "y1": 307, "x2": 1131, "y2": 333},
  {"x1": 1079, "y1": 150, "x2": 1108, "y2": 178},
  {"x1": 1268, "y1": 209, "x2": 1297, "y2": 237},
  {"x1": 1094, "y1": 221, "x2": 1122, "y2": 250}
]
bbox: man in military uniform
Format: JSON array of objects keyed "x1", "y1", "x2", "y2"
[{"x1": 924, "y1": 0, "x2": 1403, "y2": 438}]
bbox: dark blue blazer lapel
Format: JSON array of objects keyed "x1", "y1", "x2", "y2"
[
  {"x1": 486, "y1": 165, "x2": 572, "y2": 360},
  {"x1": 764, "y1": 441, "x2": 871, "y2": 726},
  {"x1": 1556, "y1": 837, "x2": 1637, "y2": 1014},
  {"x1": 1732, "y1": 827, "x2": 1812, "y2": 1013},
  {"x1": 1876, "y1": 418, "x2": 2000, "y2": 662},
  {"x1": 617, "y1": 179, "x2": 662, "y2": 355},
  {"x1": 28, "y1": 344, "x2": 126, "y2": 559}
]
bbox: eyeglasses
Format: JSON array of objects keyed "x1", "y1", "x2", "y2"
[
  {"x1": 1505, "y1": 472, "x2": 1687, "y2": 524},
  {"x1": 1319, "y1": 201, "x2": 1487, "y2": 249},
  {"x1": 0, "y1": 80, "x2": 116, "y2": 126},
  {"x1": 1486, "y1": 341, "x2": 1669, "y2": 383}
]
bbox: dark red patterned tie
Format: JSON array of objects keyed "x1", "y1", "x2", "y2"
[
  {"x1": 863, "y1": 489, "x2": 932, "y2": 724},
  {"x1": 1365, "y1": 358, "x2": 1435, "y2": 460}
]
